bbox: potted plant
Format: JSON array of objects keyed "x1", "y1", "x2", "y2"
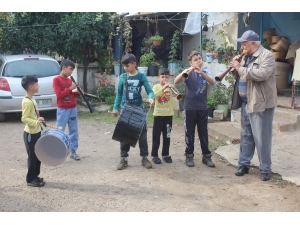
[
  {"x1": 139, "y1": 51, "x2": 161, "y2": 76},
  {"x1": 150, "y1": 33, "x2": 164, "y2": 47},
  {"x1": 207, "y1": 93, "x2": 217, "y2": 118},
  {"x1": 173, "y1": 64, "x2": 190, "y2": 111},
  {"x1": 205, "y1": 39, "x2": 216, "y2": 63},
  {"x1": 210, "y1": 74, "x2": 234, "y2": 118},
  {"x1": 168, "y1": 30, "x2": 181, "y2": 75}
]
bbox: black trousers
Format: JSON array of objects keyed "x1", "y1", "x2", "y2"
[
  {"x1": 23, "y1": 131, "x2": 41, "y2": 183},
  {"x1": 184, "y1": 110, "x2": 211, "y2": 155},
  {"x1": 151, "y1": 116, "x2": 172, "y2": 157}
]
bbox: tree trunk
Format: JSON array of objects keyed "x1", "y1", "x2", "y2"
[{"x1": 83, "y1": 58, "x2": 89, "y2": 92}]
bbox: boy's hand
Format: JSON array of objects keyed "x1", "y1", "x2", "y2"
[
  {"x1": 69, "y1": 82, "x2": 78, "y2": 90},
  {"x1": 148, "y1": 99, "x2": 154, "y2": 106},
  {"x1": 162, "y1": 82, "x2": 170, "y2": 90},
  {"x1": 110, "y1": 110, "x2": 119, "y2": 117},
  {"x1": 37, "y1": 117, "x2": 44, "y2": 124},
  {"x1": 169, "y1": 84, "x2": 175, "y2": 89}
]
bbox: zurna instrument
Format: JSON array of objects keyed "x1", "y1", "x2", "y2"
[{"x1": 215, "y1": 50, "x2": 247, "y2": 82}]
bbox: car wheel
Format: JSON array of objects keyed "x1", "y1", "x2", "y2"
[{"x1": 0, "y1": 113, "x2": 5, "y2": 122}]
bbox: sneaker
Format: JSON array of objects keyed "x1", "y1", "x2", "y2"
[
  {"x1": 37, "y1": 177, "x2": 44, "y2": 183},
  {"x1": 27, "y1": 178, "x2": 45, "y2": 187},
  {"x1": 70, "y1": 153, "x2": 81, "y2": 160},
  {"x1": 185, "y1": 153, "x2": 194, "y2": 167},
  {"x1": 117, "y1": 158, "x2": 128, "y2": 170},
  {"x1": 142, "y1": 157, "x2": 152, "y2": 169},
  {"x1": 202, "y1": 154, "x2": 215, "y2": 167},
  {"x1": 163, "y1": 156, "x2": 172, "y2": 163},
  {"x1": 152, "y1": 156, "x2": 162, "y2": 164}
]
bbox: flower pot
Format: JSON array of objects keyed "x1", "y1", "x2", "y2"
[
  {"x1": 114, "y1": 64, "x2": 125, "y2": 76},
  {"x1": 152, "y1": 40, "x2": 161, "y2": 46},
  {"x1": 206, "y1": 53, "x2": 214, "y2": 63},
  {"x1": 137, "y1": 67, "x2": 148, "y2": 76},
  {"x1": 168, "y1": 62, "x2": 180, "y2": 75},
  {"x1": 218, "y1": 51, "x2": 224, "y2": 63},
  {"x1": 208, "y1": 106, "x2": 214, "y2": 118},
  {"x1": 113, "y1": 64, "x2": 120, "y2": 76},
  {"x1": 216, "y1": 104, "x2": 229, "y2": 118},
  {"x1": 148, "y1": 65, "x2": 158, "y2": 76}
]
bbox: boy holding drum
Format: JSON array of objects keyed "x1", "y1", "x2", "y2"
[
  {"x1": 21, "y1": 75, "x2": 45, "y2": 187},
  {"x1": 112, "y1": 53, "x2": 154, "y2": 170}
]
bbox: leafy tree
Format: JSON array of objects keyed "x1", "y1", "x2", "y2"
[
  {"x1": 0, "y1": 12, "x2": 113, "y2": 92},
  {"x1": 0, "y1": 12, "x2": 69, "y2": 54},
  {"x1": 56, "y1": 12, "x2": 112, "y2": 91}
]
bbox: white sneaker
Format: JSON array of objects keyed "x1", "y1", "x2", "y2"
[{"x1": 70, "y1": 153, "x2": 81, "y2": 160}]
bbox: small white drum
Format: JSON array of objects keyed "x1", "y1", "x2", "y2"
[{"x1": 35, "y1": 129, "x2": 71, "y2": 166}]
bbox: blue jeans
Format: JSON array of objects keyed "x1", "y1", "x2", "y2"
[
  {"x1": 56, "y1": 107, "x2": 79, "y2": 154},
  {"x1": 238, "y1": 102, "x2": 274, "y2": 173}
]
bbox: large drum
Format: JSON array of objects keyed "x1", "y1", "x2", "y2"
[
  {"x1": 35, "y1": 129, "x2": 71, "y2": 166},
  {"x1": 112, "y1": 104, "x2": 148, "y2": 147}
]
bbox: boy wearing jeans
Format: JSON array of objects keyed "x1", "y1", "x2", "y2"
[{"x1": 52, "y1": 59, "x2": 81, "y2": 160}]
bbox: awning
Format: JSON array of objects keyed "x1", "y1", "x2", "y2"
[{"x1": 183, "y1": 12, "x2": 236, "y2": 35}]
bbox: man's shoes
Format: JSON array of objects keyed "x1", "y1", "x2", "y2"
[
  {"x1": 142, "y1": 157, "x2": 152, "y2": 169},
  {"x1": 202, "y1": 154, "x2": 215, "y2": 167},
  {"x1": 261, "y1": 173, "x2": 271, "y2": 181},
  {"x1": 117, "y1": 158, "x2": 128, "y2": 170},
  {"x1": 185, "y1": 153, "x2": 194, "y2": 167},
  {"x1": 70, "y1": 153, "x2": 81, "y2": 160},
  {"x1": 27, "y1": 178, "x2": 45, "y2": 187},
  {"x1": 235, "y1": 166, "x2": 249, "y2": 176}
]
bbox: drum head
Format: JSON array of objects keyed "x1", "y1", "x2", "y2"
[{"x1": 35, "y1": 134, "x2": 68, "y2": 166}]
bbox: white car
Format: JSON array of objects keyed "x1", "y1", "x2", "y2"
[{"x1": 0, "y1": 54, "x2": 60, "y2": 122}]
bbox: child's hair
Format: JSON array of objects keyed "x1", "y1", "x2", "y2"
[
  {"x1": 188, "y1": 51, "x2": 201, "y2": 61},
  {"x1": 21, "y1": 75, "x2": 38, "y2": 91},
  {"x1": 159, "y1": 68, "x2": 170, "y2": 75},
  {"x1": 60, "y1": 59, "x2": 75, "y2": 70},
  {"x1": 121, "y1": 53, "x2": 136, "y2": 65}
]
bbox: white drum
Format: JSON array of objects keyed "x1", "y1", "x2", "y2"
[{"x1": 35, "y1": 129, "x2": 71, "y2": 166}]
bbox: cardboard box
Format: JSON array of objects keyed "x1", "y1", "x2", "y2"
[{"x1": 286, "y1": 44, "x2": 300, "y2": 59}]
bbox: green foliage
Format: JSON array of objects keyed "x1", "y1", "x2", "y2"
[
  {"x1": 262, "y1": 38, "x2": 270, "y2": 50},
  {"x1": 96, "y1": 74, "x2": 115, "y2": 101},
  {"x1": 210, "y1": 74, "x2": 234, "y2": 105},
  {"x1": 105, "y1": 96, "x2": 116, "y2": 105},
  {"x1": 174, "y1": 64, "x2": 190, "y2": 94},
  {"x1": 201, "y1": 34, "x2": 216, "y2": 53},
  {"x1": 150, "y1": 33, "x2": 163, "y2": 41},
  {"x1": 0, "y1": 12, "x2": 113, "y2": 92},
  {"x1": 207, "y1": 93, "x2": 218, "y2": 107},
  {"x1": 221, "y1": 46, "x2": 240, "y2": 66},
  {"x1": 168, "y1": 30, "x2": 180, "y2": 63},
  {"x1": 97, "y1": 84, "x2": 115, "y2": 102},
  {"x1": 139, "y1": 51, "x2": 161, "y2": 67}
]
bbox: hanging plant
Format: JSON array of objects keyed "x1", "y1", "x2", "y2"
[
  {"x1": 168, "y1": 30, "x2": 180, "y2": 63},
  {"x1": 110, "y1": 13, "x2": 133, "y2": 56}
]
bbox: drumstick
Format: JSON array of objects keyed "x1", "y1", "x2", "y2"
[{"x1": 42, "y1": 121, "x2": 62, "y2": 130}]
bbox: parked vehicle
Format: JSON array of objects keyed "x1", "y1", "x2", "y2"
[{"x1": 0, "y1": 54, "x2": 61, "y2": 122}]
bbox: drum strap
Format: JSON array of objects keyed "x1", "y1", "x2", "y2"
[{"x1": 25, "y1": 97, "x2": 43, "y2": 131}]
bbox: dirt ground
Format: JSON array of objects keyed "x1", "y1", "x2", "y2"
[{"x1": 1, "y1": 105, "x2": 300, "y2": 216}]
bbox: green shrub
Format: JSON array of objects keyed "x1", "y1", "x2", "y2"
[
  {"x1": 97, "y1": 83, "x2": 115, "y2": 101},
  {"x1": 105, "y1": 96, "x2": 115, "y2": 105}
]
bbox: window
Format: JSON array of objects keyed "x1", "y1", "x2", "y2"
[{"x1": 4, "y1": 59, "x2": 60, "y2": 77}]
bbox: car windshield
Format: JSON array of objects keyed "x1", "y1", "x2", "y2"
[{"x1": 3, "y1": 59, "x2": 60, "y2": 77}]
